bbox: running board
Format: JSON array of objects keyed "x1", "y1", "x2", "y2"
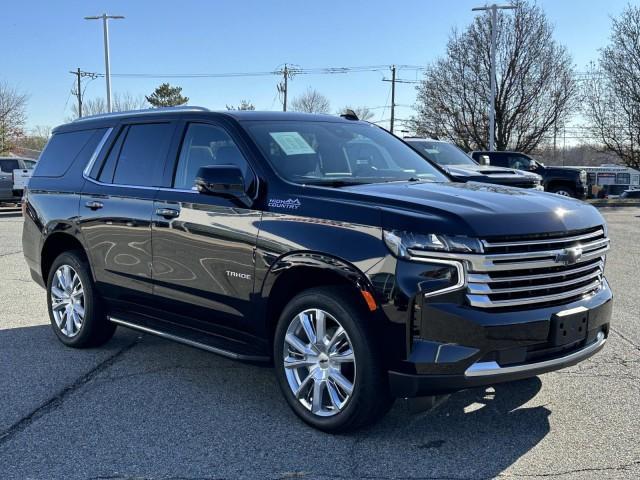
[{"x1": 108, "y1": 316, "x2": 270, "y2": 362}]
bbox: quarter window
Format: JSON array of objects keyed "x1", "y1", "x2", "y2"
[
  {"x1": 111, "y1": 123, "x2": 173, "y2": 187},
  {"x1": 173, "y1": 123, "x2": 254, "y2": 191},
  {"x1": 33, "y1": 129, "x2": 105, "y2": 178}
]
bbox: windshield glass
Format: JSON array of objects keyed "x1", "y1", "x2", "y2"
[
  {"x1": 409, "y1": 141, "x2": 476, "y2": 166},
  {"x1": 243, "y1": 121, "x2": 448, "y2": 185}
]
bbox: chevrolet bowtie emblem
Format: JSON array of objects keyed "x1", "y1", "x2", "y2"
[{"x1": 555, "y1": 247, "x2": 583, "y2": 265}]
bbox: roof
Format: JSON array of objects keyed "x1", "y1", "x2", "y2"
[
  {"x1": 219, "y1": 110, "x2": 359, "y2": 123},
  {"x1": 70, "y1": 107, "x2": 356, "y2": 125}
]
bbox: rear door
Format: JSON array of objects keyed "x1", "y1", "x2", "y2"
[
  {"x1": 80, "y1": 121, "x2": 177, "y2": 312},
  {"x1": 151, "y1": 120, "x2": 261, "y2": 336}
]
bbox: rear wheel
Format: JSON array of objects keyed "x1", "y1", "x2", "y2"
[
  {"x1": 549, "y1": 185, "x2": 575, "y2": 197},
  {"x1": 274, "y1": 286, "x2": 392, "y2": 432},
  {"x1": 46, "y1": 251, "x2": 116, "y2": 348}
]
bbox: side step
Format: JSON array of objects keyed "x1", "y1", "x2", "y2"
[{"x1": 109, "y1": 316, "x2": 270, "y2": 362}]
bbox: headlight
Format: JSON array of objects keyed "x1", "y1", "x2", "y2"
[
  {"x1": 580, "y1": 170, "x2": 587, "y2": 183},
  {"x1": 383, "y1": 230, "x2": 482, "y2": 258}
]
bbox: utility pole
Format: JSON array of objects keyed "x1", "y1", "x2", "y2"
[
  {"x1": 70, "y1": 69, "x2": 99, "y2": 118},
  {"x1": 72, "y1": 68, "x2": 83, "y2": 118},
  {"x1": 283, "y1": 64, "x2": 288, "y2": 112},
  {"x1": 85, "y1": 13, "x2": 125, "y2": 113},
  {"x1": 390, "y1": 65, "x2": 396, "y2": 134},
  {"x1": 472, "y1": 3, "x2": 516, "y2": 151},
  {"x1": 277, "y1": 64, "x2": 299, "y2": 111}
]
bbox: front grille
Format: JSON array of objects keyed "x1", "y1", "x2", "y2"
[{"x1": 466, "y1": 227, "x2": 609, "y2": 309}]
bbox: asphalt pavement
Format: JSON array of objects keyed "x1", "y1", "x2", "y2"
[{"x1": 0, "y1": 208, "x2": 639, "y2": 479}]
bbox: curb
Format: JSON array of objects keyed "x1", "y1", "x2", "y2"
[{"x1": 588, "y1": 200, "x2": 640, "y2": 208}]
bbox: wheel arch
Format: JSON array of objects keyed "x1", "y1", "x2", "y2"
[
  {"x1": 260, "y1": 252, "x2": 377, "y2": 345},
  {"x1": 41, "y1": 231, "x2": 91, "y2": 284}
]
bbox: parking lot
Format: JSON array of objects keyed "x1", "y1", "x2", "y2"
[{"x1": 0, "y1": 207, "x2": 638, "y2": 480}]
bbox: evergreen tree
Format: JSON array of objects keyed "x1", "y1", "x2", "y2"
[{"x1": 145, "y1": 83, "x2": 189, "y2": 108}]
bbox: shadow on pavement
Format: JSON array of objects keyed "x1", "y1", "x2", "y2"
[{"x1": 0, "y1": 324, "x2": 550, "y2": 479}]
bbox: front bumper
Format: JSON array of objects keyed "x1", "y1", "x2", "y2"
[{"x1": 387, "y1": 279, "x2": 612, "y2": 397}]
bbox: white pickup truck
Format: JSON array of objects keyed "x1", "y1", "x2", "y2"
[{"x1": 0, "y1": 157, "x2": 37, "y2": 202}]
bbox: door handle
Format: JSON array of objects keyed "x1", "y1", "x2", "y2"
[
  {"x1": 155, "y1": 207, "x2": 180, "y2": 219},
  {"x1": 84, "y1": 200, "x2": 104, "y2": 210}
]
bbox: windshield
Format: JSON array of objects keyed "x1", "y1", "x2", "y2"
[
  {"x1": 409, "y1": 141, "x2": 476, "y2": 166},
  {"x1": 243, "y1": 121, "x2": 448, "y2": 185}
]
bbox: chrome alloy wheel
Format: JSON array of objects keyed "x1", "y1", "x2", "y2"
[
  {"x1": 554, "y1": 189, "x2": 572, "y2": 197},
  {"x1": 283, "y1": 308, "x2": 356, "y2": 417},
  {"x1": 50, "y1": 265, "x2": 85, "y2": 338}
]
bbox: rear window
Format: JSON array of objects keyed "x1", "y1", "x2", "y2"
[
  {"x1": 0, "y1": 159, "x2": 20, "y2": 173},
  {"x1": 33, "y1": 129, "x2": 106, "y2": 177},
  {"x1": 111, "y1": 123, "x2": 173, "y2": 187}
]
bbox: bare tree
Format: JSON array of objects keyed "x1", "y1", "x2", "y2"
[
  {"x1": 582, "y1": 5, "x2": 640, "y2": 169},
  {"x1": 291, "y1": 88, "x2": 331, "y2": 114},
  {"x1": 70, "y1": 93, "x2": 148, "y2": 119},
  {"x1": 412, "y1": 0, "x2": 576, "y2": 153},
  {"x1": 338, "y1": 106, "x2": 375, "y2": 121},
  {"x1": 0, "y1": 81, "x2": 29, "y2": 154},
  {"x1": 16, "y1": 125, "x2": 52, "y2": 153}
]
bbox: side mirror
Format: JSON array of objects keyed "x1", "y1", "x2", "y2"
[
  {"x1": 195, "y1": 165, "x2": 247, "y2": 200},
  {"x1": 479, "y1": 155, "x2": 490, "y2": 166}
]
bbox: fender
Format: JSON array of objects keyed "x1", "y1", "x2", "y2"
[{"x1": 259, "y1": 250, "x2": 377, "y2": 302}]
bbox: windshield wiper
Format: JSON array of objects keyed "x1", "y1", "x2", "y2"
[{"x1": 301, "y1": 179, "x2": 366, "y2": 187}]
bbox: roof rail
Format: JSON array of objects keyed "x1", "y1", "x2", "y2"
[{"x1": 72, "y1": 106, "x2": 210, "y2": 123}]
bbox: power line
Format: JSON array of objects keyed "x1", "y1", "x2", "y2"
[{"x1": 83, "y1": 64, "x2": 428, "y2": 80}]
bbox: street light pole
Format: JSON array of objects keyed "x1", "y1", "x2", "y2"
[
  {"x1": 84, "y1": 13, "x2": 125, "y2": 113},
  {"x1": 472, "y1": 3, "x2": 516, "y2": 151}
]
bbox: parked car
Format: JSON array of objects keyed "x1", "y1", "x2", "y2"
[
  {"x1": 620, "y1": 189, "x2": 640, "y2": 199},
  {"x1": 470, "y1": 150, "x2": 588, "y2": 199},
  {"x1": 0, "y1": 156, "x2": 36, "y2": 201},
  {"x1": 405, "y1": 138, "x2": 543, "y2": 189},
  {"x1": 23, "y1": 108, "x2": 612, "y2": 432}
]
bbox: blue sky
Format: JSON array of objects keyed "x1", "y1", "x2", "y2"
[{"x1": 2, "y1": 0, "x2": 632, "y2": 131}]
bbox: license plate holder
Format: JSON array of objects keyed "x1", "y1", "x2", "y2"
[{"x1": 550, "y1": 307, "x2": 589, "y2": 346}]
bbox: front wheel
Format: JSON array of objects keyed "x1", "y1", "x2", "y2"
[{"x1": 274, "y1": 287, "x2": 392, "y2": 432}]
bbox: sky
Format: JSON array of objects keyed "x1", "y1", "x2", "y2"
[{"x1": 1, "y1": 0, "x2": 634, "y2": 132}]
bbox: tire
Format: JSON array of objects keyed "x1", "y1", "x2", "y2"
[
  {"x1": 273, "y1": 286, "x2": 392, "y2": 433},
  {"x1": 46, "y1": 250, "x2": 116, "y2": 348},
  {"x1": 549, "y1": 185, "x2": 576, "y2": 198}
]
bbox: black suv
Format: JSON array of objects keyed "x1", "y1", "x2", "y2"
[
  {"x1": 405, "y1": 139, "x2": 543, "y2": 189},
  {"x1": 23, "y1": 108, "x2": 612, "y2": 432},
  {"x1": 471, "y1": 151, "x2": 588, "y2": 199}
]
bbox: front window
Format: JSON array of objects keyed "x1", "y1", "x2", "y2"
[
  {"x1": 410, "y1": 141, "x2": 477, "y2": 166},
  {"x1": 243, "y1": 121, "x2": 447, "y2": 185},
  {"x1": 507, "y1": 155, "x2": 535, "y2": 171}
]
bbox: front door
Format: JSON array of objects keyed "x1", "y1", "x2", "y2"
[{"x1": 151, "y1": 122, "x2": 261, "y2": 337}]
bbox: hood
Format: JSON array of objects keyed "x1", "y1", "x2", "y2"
[
  {"x1": 444, "y1": 164, "x2": 540, "y2": 179},
  {"x1": 338, "y1": 181, "x2": 603, "y2": 237}
]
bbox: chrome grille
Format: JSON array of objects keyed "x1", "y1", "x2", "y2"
[{"x1": 467, "y1": 227, "x2": 609, "y2": 308}]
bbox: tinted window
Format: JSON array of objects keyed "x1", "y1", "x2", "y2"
[
  {"x1": 173, "y1": 123, "x2": 254, "y2": 190},
  {"x1": 0, "y1": 159, "x2": 20, "y2": 173},
  {"x1": 112, "y1": 123, "x2": 173, "y2": 187},
  {"x1": 33, "y1": 129, "x2": 105, "y2": 177},
  {"x1": 244, "y1": 121, "x2": 447, "y2": 185},
  {"x1": 408, "y1": 141, "x2": 476, "y2": 166},
  {"x1": 507, "y1": 155, "x2": 533, "y2": 170},
  {"x1": 96, "y1": 128, "x2": 126, "y2": 183},
  {"x1": 24, "y1": 160, "x2": 36, "y2": 169},
  {"x1": 486, "y1": 154, "x2": 507, "y2": 167}
]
